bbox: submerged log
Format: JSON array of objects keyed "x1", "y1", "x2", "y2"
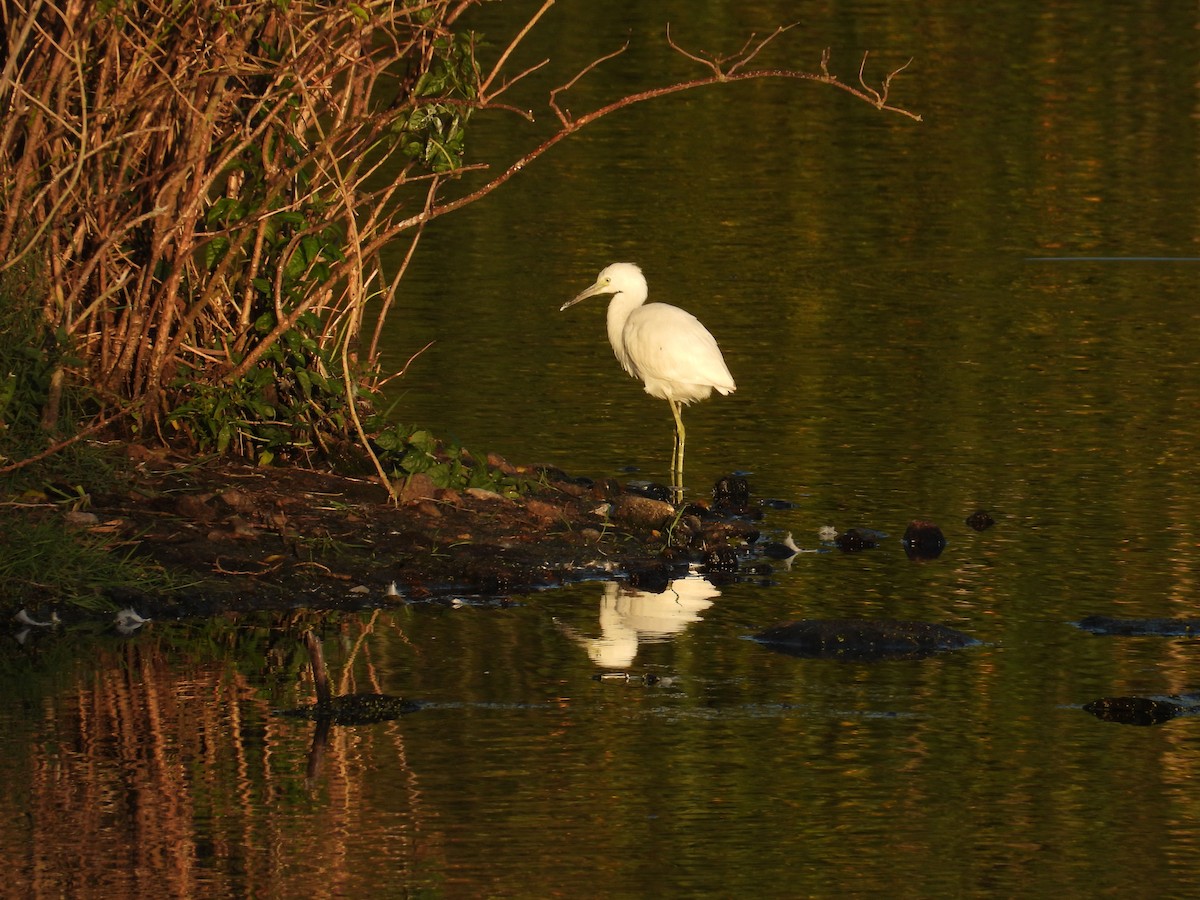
[
  {"x1": 752, "y1": 618, "x2": 978, "y2": 661},
  {"x1": 279, "y1": 693, "x2": 422, "y2": 725},
  {"x1": 1083, "y1": 696, "x2": 1186, "y2": 726}
]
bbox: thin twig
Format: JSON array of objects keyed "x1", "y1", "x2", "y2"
[
  {"x1": 727, "y1": 24, "x2": 798, "y2": 75},
  {"x1": 665, "y1": 24, "x2": 719, "y2": 77},
  {"x1": 0, "y1": 401, "x2": 145, "y2": 475},
  {"x1": 549, "y1": 40, "x2": 630, "y2": 127},
  {"x1": 479, "y1": 0, "x2": 555, "y2": 102},
  {"x1": 374, "y1": 341, "x2": 437, "y2": 391}
]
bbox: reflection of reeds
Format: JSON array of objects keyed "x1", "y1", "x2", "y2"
[{"x1": 5, "y1": 615, "x2": 431, "y2": 895}]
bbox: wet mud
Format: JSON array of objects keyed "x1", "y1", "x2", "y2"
[{"x1": 52, "y1": 445, "x2": 766, "y2": 619}]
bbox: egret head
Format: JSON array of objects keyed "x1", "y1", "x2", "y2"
[{"x1": 560, "y1": 262, "x2": 644, "y2": 311}]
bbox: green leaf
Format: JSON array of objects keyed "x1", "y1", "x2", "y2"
[
  {"x1": 284, "y1": 248, "x2": 307, "y2": 280},
  {"x1": 274, "y1": 210, "x2": 307, "y2": 229},
  {"x1": 204, "y1": 236, "x2": 230, "y2": 270},
  {"x1": 408, "y1": 429, "x2": 436, "y2": 452},
  {"x1": 300, "y1": 235, "x2": 321, "y2": 264},
  {"x1": 295, "y1": 368, "x2": 312, "y2": 400}
]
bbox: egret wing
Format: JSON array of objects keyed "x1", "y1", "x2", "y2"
[{"x1": 622, "y1": 303, "x2": 735, "y2": 402}]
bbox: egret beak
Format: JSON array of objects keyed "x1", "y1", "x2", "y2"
[{"x1": 560, "y1": 277, "x2": 613, "y2": 311}]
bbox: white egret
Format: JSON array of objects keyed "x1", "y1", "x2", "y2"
[{"x1": 560, "y1": 263, "x2": 736, "y2": 501}]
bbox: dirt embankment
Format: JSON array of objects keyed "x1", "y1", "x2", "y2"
[{"x1": 70, "y1": 446, "x2": 765, "y2": 618}]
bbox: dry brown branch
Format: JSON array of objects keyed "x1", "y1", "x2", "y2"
[
  {"x1": 665, "y1": 22, "x2": 799, "y2": 80},
  {"x1": 402, "y1": 39, "x2": 920, "y2": 236}
]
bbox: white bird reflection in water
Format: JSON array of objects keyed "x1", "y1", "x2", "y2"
[{"x1": 560, "y1": 575, "x2": 721, "y2": 669}]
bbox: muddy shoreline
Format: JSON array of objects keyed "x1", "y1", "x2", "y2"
[{"x1": 54, "y1": 445, "x2": 767, "y2": 620}]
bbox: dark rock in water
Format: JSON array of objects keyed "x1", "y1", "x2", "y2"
[
  {"x1": 710, "y1": 475, "x2": 748, "y2": 518},
  {"x1": 1083, "y1": 696, "x2": 1185, "y2": 726},
  {"x1": 965, "y1": 509, "x2": 995, "y2": 531},
  {"x1": 1077, "y1": 616, "x2": 1200, "y2": 637},
  {"x1": 630, "y1": 482, "x2": 673, "y2": 503},
  {"x1": 752, "y1": 619, "x2": 978, "y2": 661},
  {"x1": 700, "y1": 546, "x2": 739, "y2": 575},
  {"x1": 278, "y1": 693, "x2": 422, "y2": 725},
  {"x1": 835, "y1": 528, "x2": 879, "y2": 553},
  {"x1": 760, "y1": 533, "x2": 800, "y2": 559},
  {"x1": 627, "y1": 563, "x2": 674, "y2": 594},
  {"x1": 903, "y1": 521, "x2": 946, "y2": 560},
  {"x1": 761, "y1": 498, "x2": 795, "y2": 510}
]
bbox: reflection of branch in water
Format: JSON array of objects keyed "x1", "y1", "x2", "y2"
[
  {"x1": 302, "y1": 629, "x2": 333, "y2": 780},
  {"x1": 303, "y1": 629, "x2": 332, "y2": 704},
  {"x1": 560, "y1": 577, "x2": 721, "y2": 669},
  {"x1": 289, "y1": 629, "x2": 422, "y2": 780},
  {"x1": 291, "y1": 630, "x2": 422, "y2": 724}
]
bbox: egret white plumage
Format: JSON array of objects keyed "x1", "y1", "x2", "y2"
[{"x1": 560, "y1": 263, "x2": 736, "y2": 501}]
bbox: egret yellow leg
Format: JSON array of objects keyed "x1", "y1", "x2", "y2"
[{"x1": 669, "y1": 400, "x2": 686, "y2": 504}]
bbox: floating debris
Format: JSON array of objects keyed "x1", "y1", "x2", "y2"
[
  {"x1": 13, "y1": 609, "x2": 56, "y2": 628},
  {"x1": 114, "y1": 608, "x2": 150, "y2": 635}
]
